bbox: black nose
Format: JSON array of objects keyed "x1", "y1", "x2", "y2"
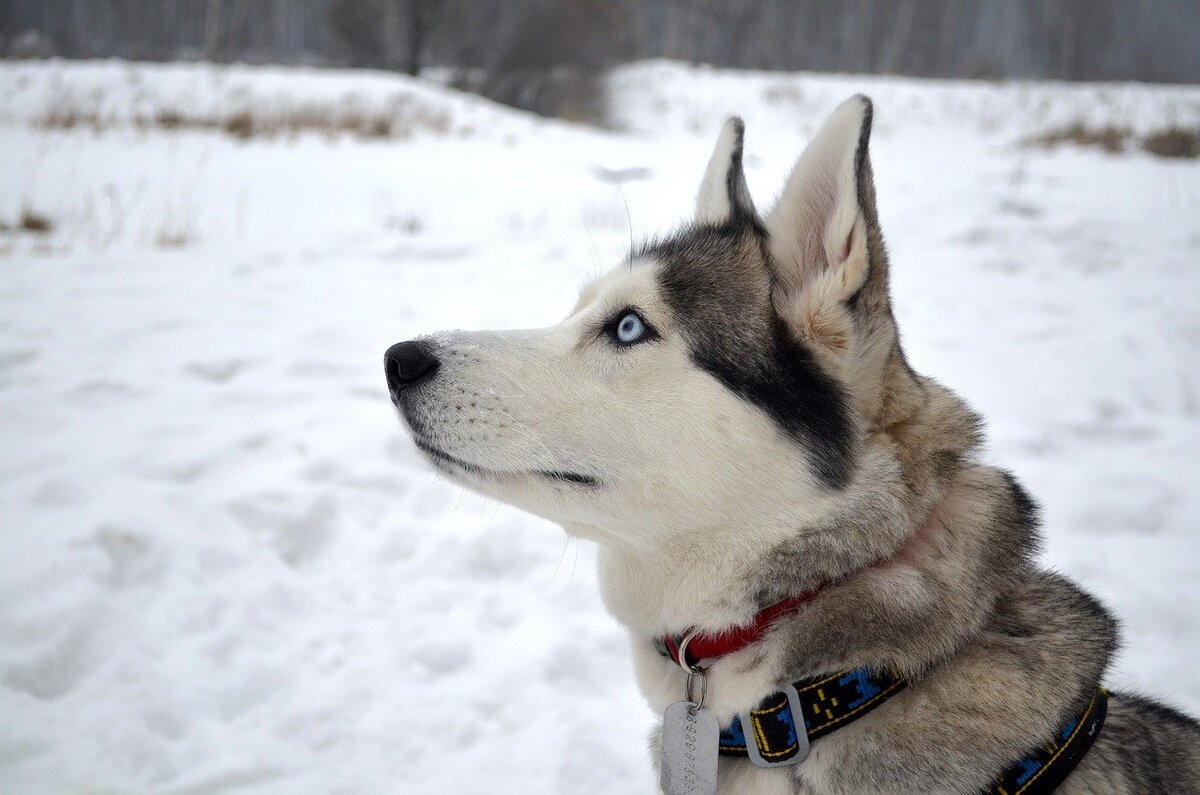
[{"x1": 384, "y1": 340, "x2": 440, "y2": 397}]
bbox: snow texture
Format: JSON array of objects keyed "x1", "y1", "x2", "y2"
[{"x1": 1, "y1": 59, "x2": 1198, "y2": 794}]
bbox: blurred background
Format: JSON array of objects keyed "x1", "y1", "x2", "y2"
[
  {"x1": 1, "y1": 3, "x2": 1198, "y2": 794},
  {"x1": 4, "y1": 0, "x2": 1200, "y2": 120}
]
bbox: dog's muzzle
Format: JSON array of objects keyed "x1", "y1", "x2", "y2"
[{"x1": 384, "y1": 340, "x2": 440, "y2": 403}]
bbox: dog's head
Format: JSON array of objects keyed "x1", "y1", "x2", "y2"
[{"x1": 386, "y1": 97, "x2": 920, "y2": 547}]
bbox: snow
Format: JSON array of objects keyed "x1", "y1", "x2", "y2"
[{"x1": 1, "y1": 59, "x2": 1198, "y2": 794}]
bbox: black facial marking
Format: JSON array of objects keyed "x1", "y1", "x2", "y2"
[
  {"x1": 691, "y1": 312, "x2": 856, "y2": 488},
  {"x1": 852, "y1": 96, "x2": 874, "y2": 214},
  {"x1": 647, "y1": 224, "x2": 855, "y2": 488},
  {"x1": 724, "y1": 117, "x2": 759, "y2": 225}
]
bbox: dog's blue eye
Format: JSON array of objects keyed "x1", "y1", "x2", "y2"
[{"x1": 615, "y1": 312, "x2": 647, "y2": 344}]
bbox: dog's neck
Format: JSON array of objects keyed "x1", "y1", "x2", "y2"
[
  {"x1": 586, "y1": 448, "x2": 921, "y2": 637},
  {"x1": 587, "y1": 379, "x2": 1034, "y2": 683},
  {"x1": 593, "y1": 463, "x2": 1036, "y2": 696}
]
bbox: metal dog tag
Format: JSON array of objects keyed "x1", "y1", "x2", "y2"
[{"x1": 660, "y1": 701, "x2": 719, "y2": 795}]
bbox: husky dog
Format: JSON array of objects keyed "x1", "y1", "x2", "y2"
[{"x1": 385, "y1": 97, "x2": 1200, "y2": 793}]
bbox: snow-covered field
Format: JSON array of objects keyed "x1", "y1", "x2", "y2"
[{"x1": 1, "y1": 59, "x2": 1198, "y2": 794}]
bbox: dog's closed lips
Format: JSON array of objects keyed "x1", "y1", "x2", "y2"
[{"x1": 414, "y1": 438, "x2": 597, "y2": 488}]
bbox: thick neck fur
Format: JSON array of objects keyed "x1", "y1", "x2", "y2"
[
  {"x1": 587, "y1": 354, "x2": 1048, "y2": 719},
  {"x1": 582, "y1": 220, "x2": 1119, "y2": 790},
  {"x1": 587, "y1": 188, "x2": 1054, "y2": 692}
]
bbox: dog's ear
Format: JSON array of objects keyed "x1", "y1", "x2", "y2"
[
  {"x1": 695, "y1": 116, "x2": 758, "y2": 226},
  {"x1": 765, "y1": 96, "x2": 877, "y2": 309}
]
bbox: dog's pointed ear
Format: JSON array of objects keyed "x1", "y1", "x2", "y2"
[
  {"x1": 695, "y1": 116, "x2": 758, "y2": 225},
  {"x1": 765, "y1": 96, "x2": 877, "y2": 304}
]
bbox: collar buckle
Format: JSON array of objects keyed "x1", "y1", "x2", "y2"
[{"x1": 740, "y1": 684, "x2": 809, "y2": 768}]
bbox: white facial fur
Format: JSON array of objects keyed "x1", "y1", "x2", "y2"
[
  {"x1": 384, "y1": 98, "x2": 1045, "y2": 795},
  {"x1": 395, "y1": 96, "x2": 883, "y2": 641},
  {"x1": 401, "y1": 260, "x2": 835, "y2": 554}
]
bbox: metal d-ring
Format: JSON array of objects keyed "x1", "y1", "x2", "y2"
[
  {"x1": 678, "y1": 629, "x2": 709, "y2": 713},
  {"x1": 675, "y1": 629, "x2": 701, "y2": 673},
  {"x1": 685, "y1": 667, "x2": 708, "y2": 713}
]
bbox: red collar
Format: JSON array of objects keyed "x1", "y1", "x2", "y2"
[
  {"x1": 651, "y1": 528, "x2": 925, "y2": 668},
  {"x1": 653, "y1": 509, "x2": 944, "y2": 669},
  {"x1": 655, "y1": 578, "x2": 840, "y2": 669}
]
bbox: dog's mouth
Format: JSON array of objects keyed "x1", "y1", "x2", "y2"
[{"x1": 414, "y1": 438, "x2": 598, "y2": 488}]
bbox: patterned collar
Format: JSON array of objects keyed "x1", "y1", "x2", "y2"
[{"x1": 709, "y1": 664, "x2": 1106, "y2": 794}]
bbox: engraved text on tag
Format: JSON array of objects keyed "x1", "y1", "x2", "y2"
[{"x1": 660, "y1": 701, "x2": 719, "y2": 795}]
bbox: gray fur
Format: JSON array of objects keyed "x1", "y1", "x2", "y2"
[
  {"x1": 722, "y1": 118, "x2": 758, "y2": 222},
  {"x1": 643, "y1": 225, "x2": 856, "y2": 487},
  {"x1": 641, "y1": 100, "x2": 1199, "y2": 793},
  {"x1": 648, "y1": 101, "x2": 1199, "y2": 793},
  {"x1": 387, "y1": 96, "x2": 1200, "y2": 793}
]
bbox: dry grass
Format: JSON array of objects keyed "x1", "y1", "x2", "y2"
[
  {"x1": 223, "y1": 111, "x2": 254, "y2": 139},
  {"x1": 1025, "y1": 123, "x2": 1131, "y2": 153},
  {"x1": 38, "y1": 106, "x2": 103, "y2": 134},
  {"x1": 18, "y1": 207, "x2": 53, "y2": 234},
  {"x1": 1026, "y1": 123, "x2": 1200, "y2": 159},
  {"x1": 155, "y1": 230, "x2": 191, "y2": 249},
  {"x1": 1142, "y1": 128, "x2": 1200, "y2": 159},
  {"x1": 37, "y1": 93, "x2": 454, "y2": 142},
  {"x1": 155, "y1": 109, "x2": 186, "y2": 130}
]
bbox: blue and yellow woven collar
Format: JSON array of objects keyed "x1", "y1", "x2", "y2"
[
  {"x1": 713, "y1": 666, "x2": 1106, "y2": 794},
  {"x1": 983, "y1": 687, "x2": 1108, "y2": 795},
  {"x1": 717, "y1": 667, "x2": 904, "y2": 765}
]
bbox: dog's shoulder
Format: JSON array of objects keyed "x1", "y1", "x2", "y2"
[{"x1": 1065, "y1": 691, "x2": 1200, "y2": 793}]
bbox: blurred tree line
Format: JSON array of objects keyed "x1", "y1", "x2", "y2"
[{"x1": 3, "y1": 0, "x2": 1198, "y2": 117}]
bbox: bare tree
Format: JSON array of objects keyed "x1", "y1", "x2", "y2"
[
  {"x1": 3, "y1": 0, "x2": 1199, "y2": 87},
  {"x1": 403, "y1": 0, "x2": 444, "y2": 76}
]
